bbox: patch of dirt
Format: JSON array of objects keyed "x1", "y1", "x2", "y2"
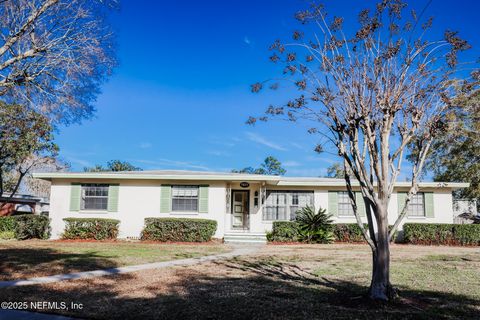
[{"x1": 0, "y1": 244, "x2": 478, "y2": 319}]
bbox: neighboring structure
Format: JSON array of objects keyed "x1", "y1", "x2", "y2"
[
  {"x1": 0, "y1": 194, "x2": 49, "y2": 217},
  {"x1": 33, "y1": 170, "x2": 469, "y2": 242},
  {"x1": 453, "y1": 199, "x2": 478, "y2": 224}
]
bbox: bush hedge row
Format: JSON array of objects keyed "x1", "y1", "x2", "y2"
[
  {"x1": 62, "y1": 218, "x2": 120, "y2": 240},
  {"x1": 0, "y1": 215, "x2": 50, "y2": 240},
  {"x1": 268, "y1": 222, "x2": 398, "y2": 243},
  {"x1": 332, "y1": 224, "x2": 367, "y2": 242},
  {"x1": 403, "y1": 223, "x2": 480, "y2": 245},
  {"x1": 141, "y1": 218, "x2": 217, "y2": 242},
  {"x1": 266, "y1": 221, "x2": 300, "y2": 242},
  {"x1": 268, "y1": 221, "x2": 368, "y2": 243}
]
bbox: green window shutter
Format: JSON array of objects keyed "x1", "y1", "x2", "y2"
[
  {"x1": 424, "y1": 192, "x2": 434, "y2": 218},
  {"x1": 69, "y1": 183, "x2": 81, "y2": 211},
  {"x1": 328, "y1": 191, "x2": 338, "y2": 217},
  {"x1": 160, "y1": 185, "x2": 172, "y2": 213},
  {"x1": 356, "y1": 192, "x2": 366, "y2": 217},
  {"x1": 198, "y1": 185, "x2": 209, "y2": 213},
  {"x1": 107, "y1": 184, "x2": 120, "y2": 212},
  {"x1": 397, "y1": 192, "x2": 407, "y2": 215}
]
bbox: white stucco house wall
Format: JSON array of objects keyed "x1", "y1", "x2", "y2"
[{"x1": 33, "y1": 170, "x2": 468, "y2": 242}]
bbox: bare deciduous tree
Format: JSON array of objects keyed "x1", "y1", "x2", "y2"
[
  {"x1": 0, "y1": 0, "x2": 117, "y2": 123},
  {"x1": 249, "y1": 0, "x2": 478, "y2": 301},
  {"x1": 5, "y1": 155, "x2": 69, "y2": 199}
]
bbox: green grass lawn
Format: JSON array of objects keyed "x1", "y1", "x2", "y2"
[
  {"x1": 0, "y1": 244, "x2": 478, "y2": 319},
  {"x1": 0, "y1": 240, "x2": 229, "y2": 281},
  {"x1": 310, "y1": 248, "x2": 480, "y2": 302}
]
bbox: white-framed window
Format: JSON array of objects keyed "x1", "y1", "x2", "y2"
[
  {"x1": 172, "y1": 185, "x2": 199, "y2": 212},
  {"x1": 263, "y1": 191, "x2": 314, "y2": 221},
  {"x1": 338, "y1": 191, "x2": 355, "y2": 216},
  {"x1": 81, "y1": 184, "x2": 109, "y2": 211},
  {"x1": 408, "y1": 193, "x2": 425, "y2": 217}
]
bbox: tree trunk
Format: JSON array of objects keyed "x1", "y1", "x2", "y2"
[{"x1": 368, "y1": 206, "x2": 394, "y2": 301}]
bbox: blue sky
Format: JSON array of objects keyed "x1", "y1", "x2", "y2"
[{"x1": 56, "y1": 0, "x2": 480, "y2": 177}]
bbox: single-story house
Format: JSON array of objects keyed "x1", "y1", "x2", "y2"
[
  {"x1": 0, "y1": 194, "x2": 49, "y2": 217},
  {"x1": 33, "y1": 170, "x2": 468, "y2": 243}
]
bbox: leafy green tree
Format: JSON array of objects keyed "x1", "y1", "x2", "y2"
[
  {"x1": 259, "y1": 156, "x2": 286, "y2": 175},
  {"x1": 425, "y1": 88, "x2": 480, "y2": 207},
  {"x1": 232, "y1": 166, "x2": 257, "y2": 174},
  {"x1": 232, "y1": 156, "x2": 286, "y2": 175},
  {"x1": 107, "y1": 160, "x2": 142, "y2": 172},
  {"x1": 84, "y1": 160, "x2": 142, "y2": 172},
  {"x1": 326, "y1": 163, "x2": 345, "y2": 178},
  {"x1": 0, "y1": 102, "x2": 57, "y2": 199}
]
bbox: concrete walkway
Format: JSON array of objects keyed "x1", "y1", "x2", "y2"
[{"x1": 0, "y1": 244, "x2": 262, "y2": 289}]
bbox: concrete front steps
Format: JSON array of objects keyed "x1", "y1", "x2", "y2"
[{"x1": 223, "y1": 231, "x2": 267, "y2": 244}]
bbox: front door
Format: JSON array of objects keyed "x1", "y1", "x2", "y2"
[{"x1": 232, "y1": 191, "x2": 249, "y2": 229}]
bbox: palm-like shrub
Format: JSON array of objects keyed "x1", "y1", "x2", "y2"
[{"x1": 295, "y1": 206, "x2": 334, "y2": 243}]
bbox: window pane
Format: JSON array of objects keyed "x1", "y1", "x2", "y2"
[
  {"x1": 263, "y1": 191, "x2": 314, "y2": 221},
  {"x1": 291, "y1": 194, "x2": 299, "y2": 205},
  {"x1": 81, "y1": 184, "x2": 109, "y2": 211},
  {"x1": 408, "y1": 193, "x2": 425, "y2": 217},
  {"x1": 337, "y1": 191, "x2": 354, "y2": 216},
  {"x1": 172, "y1": 185, "x2": 199, "y2": 212}
]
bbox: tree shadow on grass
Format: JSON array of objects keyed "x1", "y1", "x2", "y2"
[
  {"x1": 0, "y1": 257, "x2": 478, "y2": 319},
  {"x1": 0, "y1": 248, "x2": 119, "y2": 281}
]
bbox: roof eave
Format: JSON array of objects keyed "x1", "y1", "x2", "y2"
[
  {"x1": 32, "y1": 173, "x2": 470, "y2": 189},
  {"x1": 276, "y1": 180, "x2": 470, "y2": 189},
  {"x1": 31, "y1": 172, "x2": 280, "y2": 182}
]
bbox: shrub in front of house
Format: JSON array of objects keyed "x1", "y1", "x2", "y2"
[
  {"x1": 268, "y1": 222, "x2": 367, "y2": 243},
  {"x1": 0, "y1": 216, "x2": 16, "y2": 233},
  {"x1": 267, "y1": 221, "x2": 300, "y2": 242},
  {"x1": 0, "y1": 215, "x2": 16, "y2": 240},
  {"x1": 296, "y1": 206, "x2": 335, "y2": 243},
  {"x1": 62, "y1": 218, "x2": 120, "y2": 240},
  {"x1": 267, "y1": 221, "x2": 400, "y2": 244},
  {"x1": 403, "y1": 223, "x2": 480, "y2": 245},
  {"x1": 0, "y1": 230, "x2": 15, "y2": 239},
  {"x1": 14, "y1": 215, "x2": 50, "y2": 240},
  {"x1": 332, "y1": 223, "x2": 367, "y2": 243},
  {"x1": 331, "y1": 224, "x2": 398, "y2": 243},
  {"x1": 403, "y1": 223, "x2": 453, "y2": 245},
  {"x1": 453, "y1": 224, "x2": 480, "y2": 245},
  {"x1": 0, "y1": 215, "x2": 50, "y2": 240},
  {"x1": 141, "y1": 218, "x2": 217, "y2": 242}
]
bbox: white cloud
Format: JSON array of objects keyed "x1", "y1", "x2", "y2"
[
  {"x1": 65, "y1": 156, "x2": 92, "y2": 168},
  {"x1": 283, "y1": 161, "x2": 301, "y2": 167},
  {"x1": 305, "y1": 155, "x2": 338, "y2": 165},
  {"x1": 61, "y1": 150, "x2": 95, "y2": 169},
  {"x1": 208, "y1": 137, "x2": 236, "y2": 148},
  {"x1": 243, "y1": 36, "x2": 251, "y2": 45},
  {"x1": 139, "y1": 142, "x2": 152, "y2": 149},
  {"x1": 207, "y1": 150, "x2": 230, "y2": 157},
  {"x1": 135, "y1": 158, "x2": 210, "y2": 171},
  {"x1": 246, "y1": 132, "x2": 287, "y2": 151},
  {"x1": 290, "y1": 142, "x2": 305, "y2": 150},
  {"x1": 287, "y1": 167, "x2": 328, "y2": 177}
]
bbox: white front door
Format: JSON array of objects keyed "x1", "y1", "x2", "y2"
[{"x1": 232, "y1": 191, "x2": 248, "y2": 229}]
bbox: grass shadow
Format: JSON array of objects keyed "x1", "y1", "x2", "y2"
[
  {"x1": 0, "y1": 256, "x2": 478, "y2": 319},
  {"x1": 0, "y1": 248, "x2": 119, "y2": 281}
]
